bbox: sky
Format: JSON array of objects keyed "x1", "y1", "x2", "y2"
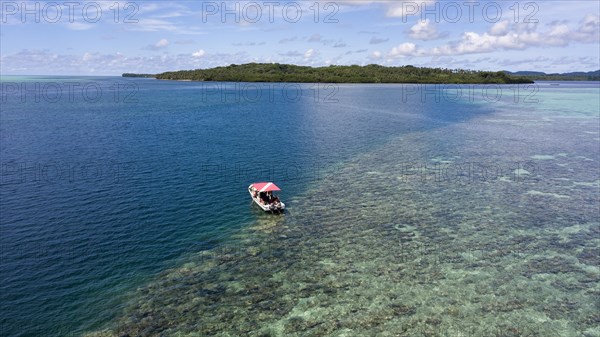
[{"x1": 1, "y1": 0, "x2": 599, "y2": 75}]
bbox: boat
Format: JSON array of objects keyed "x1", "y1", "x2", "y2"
[{"x1": 248, "y1": 182, "x2": 285, "y2": 212}]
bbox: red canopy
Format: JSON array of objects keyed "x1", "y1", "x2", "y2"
[{"x1": 251, "y1": 182, "x2": 281, "y2": 192}]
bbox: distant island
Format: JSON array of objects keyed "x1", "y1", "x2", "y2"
[
  {"x1": 121, "y1": 73, "x2": 156, "y2": 78},
  {"x1": 504, "y1": 70, "x2": 600, "y2": 81},
  {"x1": 123, "y1": 63, "x2": 534, "y2": 84},
  {"x1": 122, "y1": 64, "x2": 600, "y2": 83}
]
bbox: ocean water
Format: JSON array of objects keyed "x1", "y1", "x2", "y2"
[{"x1": 0, "y1": 78, "x2": 598, "y2": 337}]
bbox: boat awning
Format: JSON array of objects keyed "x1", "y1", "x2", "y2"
[{"x1": 251, "y1": 182, "x2": 281, "y2": 192}]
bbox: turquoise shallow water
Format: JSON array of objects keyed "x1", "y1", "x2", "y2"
[{"x1": 1, "y1": 79, "x2": 599, "y2": 336}]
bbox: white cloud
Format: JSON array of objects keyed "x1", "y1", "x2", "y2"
[
  {"x1": 372, "y1": 51, "x2": 382, "y2": 59},
  {"x1": 334, "y1": 0, "x2": 435, "y2": 18},
  {"x1": 573, "y1": 14, "x2": 600, "y2": 42},
  {"x1": 385, "y1": 0, "x2": 435, "y2": 18},
  {"x1": 192, "y1": 49, "x2": 206, "y2": 58},
  {"x1": 432, "y1": 16, "x2": 600, "y2": 56},
  {"x1": 490, "y1": 20, "x2": 510, "y2": 36},
  {"x1": 156, "y1": 39, "x2": 169, "y2": 48},
  {"x1": 0, "y1": 49, "x2": 257, "y2": 75},
  {"x1": 130, "y1": 19, "x2": 177, "y2": 32},
  {"x1": 409, "y1": 19, "x2": 439, "y2": 40},
  {"x1": 578, "y1": 14, "x2": 600, "y2": 35},
  {"x1": 127, "y1": 17, "x2": 205, "y2": 35},
  {"x1": 389, "y1": 43, "x2": 420, "y2": 57},
  {"x1": 144, "y1": 39, "x2": 170, "y2": 51},
  {"x1": 304, "y1": 48, "x2": 315, "y2": 59}
]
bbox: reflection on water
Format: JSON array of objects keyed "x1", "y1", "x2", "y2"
[{"x1": 87, "y1": 84, "x2": 599, "y2": 337}]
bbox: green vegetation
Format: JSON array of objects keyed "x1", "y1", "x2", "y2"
[
  {"x1": 146, "y1": 63, "x2": 533, "y2": 84},
  {"x1": 505, "y1": 70, "x2": 600, "y2": 81},
  {"x1": 122, "y1": 73, "x2": 156, "y2": 78}
]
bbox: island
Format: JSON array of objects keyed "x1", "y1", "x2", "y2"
[
  {"x1": 123, "y1": 63, "x2": 534, "y2": 84},
  {"x1": 122, "y1": 73, "x2": 157, "y2": 78},
  {"x1": 504, "y1": 70, "x2": 600, "y2": 81}
]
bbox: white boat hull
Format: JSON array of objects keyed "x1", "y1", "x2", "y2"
[{"x1": 248, "y1": 186, "x2": 285, "y2": 212}]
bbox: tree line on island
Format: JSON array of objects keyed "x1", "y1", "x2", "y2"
[
  {"x1": 121, "y1": 73, "x2": 156, "y2": 78},
  {"x1": 125, "y1": 63, "x2": 538, "y2": 84},
  {"x1": 505, "y1": 70, "x2": 600, "y2": 81}
]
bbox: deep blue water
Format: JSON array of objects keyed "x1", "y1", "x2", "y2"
[
  {"x1": 0, "y1": 77, "x2": 451, "y2": 336},
  {"x1": 0, "y1": 78, "x2": 598, "y2": 337}
]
